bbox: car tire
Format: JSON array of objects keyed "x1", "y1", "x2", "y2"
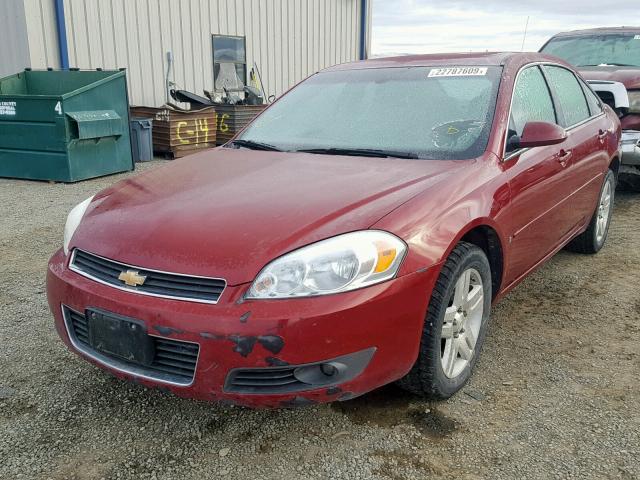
[
  {"x1": 397, "y1": 241, "x2": 492, "y2": 400},
  {"x1": 566, "y1": 169, "x2": 615, "y2": 254}
]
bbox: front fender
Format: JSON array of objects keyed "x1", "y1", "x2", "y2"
[{"x1": 373, "y1": 158, "x2": 509, "y2": 278}]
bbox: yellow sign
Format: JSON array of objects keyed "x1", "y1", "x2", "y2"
[
  {"x1": 215, "y1": 113, "x2": 230, "y2": 133},
  {"x1": 176, "y1": 118, "x2": 210, "y2": 145}
]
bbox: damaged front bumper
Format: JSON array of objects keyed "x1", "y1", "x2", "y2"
[{"x1": 47, "y1": 248, "x2": 437, "y2": 408}]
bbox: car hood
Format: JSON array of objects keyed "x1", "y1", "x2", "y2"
[
  {"x1": 72, "y1": 148, "x2": 463, "y2": 285},
  {"x1": 577, "y1": 66, "x2": 640, "y2": 89}
]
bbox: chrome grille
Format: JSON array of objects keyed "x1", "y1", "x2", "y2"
[{"x1": 70, "y1": 249, "x2": 226, "y2": 303}]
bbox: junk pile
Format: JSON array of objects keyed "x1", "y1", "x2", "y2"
[
  {"x1": 134, "y1": 64, "x2": 269, "y2": 157},
  {"x1": 130, "y1": 104, "x2": 217, "y2": 159},
  {"x1": 168, "y1": 83, "x2": 266, "y2": 147}
]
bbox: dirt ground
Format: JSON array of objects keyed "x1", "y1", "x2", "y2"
[{"x1": 0, "y1": 160, "x2": 638, "y2": 480}]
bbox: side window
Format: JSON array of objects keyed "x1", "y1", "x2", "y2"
[
  {"x1": 542, "y1": 66, "x2": 591, "y2": 127},
  {"x1": 579, "y1": 78, "x2": 603, "y2": 116},
  {"x1": 510, "y1": 66, "x2": 556, "y2": 138}
]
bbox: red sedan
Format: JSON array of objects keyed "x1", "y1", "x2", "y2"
[{"x1": 47, "y1": 53, "x2": 621, "y2": 407}]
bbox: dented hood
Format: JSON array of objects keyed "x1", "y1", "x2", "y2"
[{"x1": 71, "y1": 148, "x2": 461, "y2": 285}]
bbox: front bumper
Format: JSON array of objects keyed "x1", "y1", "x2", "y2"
[
  {"x1": 621, "y1": 130, "x2": 640, "y2": 167},
  {"x1": 47, "y1": 249, "x2": 438, "y2": 407}
]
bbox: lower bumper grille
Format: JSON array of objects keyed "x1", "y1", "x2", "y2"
[
  {"x1": 225, "y1": 348, "x2": 376, "y2": 394},
  {"x1": 63, "y1": 306, "x2": 199, "y2": 385},
  {"x1": 226, "y1": 367, "x2": 305, "y2": 393}
]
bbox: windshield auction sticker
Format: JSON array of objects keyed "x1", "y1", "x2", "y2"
[
  {"x1": 0, "y1": 101, "x2": 16, "y2": 116},
  {"x1": 428, "y1": 67, "x2": 488, "y2": 77}
]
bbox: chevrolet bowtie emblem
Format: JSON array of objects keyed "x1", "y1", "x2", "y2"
[{"x1": 118, "y1": 270, "x2": 147, "y2": 287}]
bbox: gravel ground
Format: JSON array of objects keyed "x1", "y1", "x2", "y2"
[{"x1": 1, "y1": 160, "x2": 639, "y2": 480}]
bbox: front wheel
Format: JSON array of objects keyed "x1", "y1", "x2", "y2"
[
  {"x1": 397, "y1": 242, "x2": 492, "y2": 399},
  {"x1": 566, "y1": 169, "x2": 615, "y2": 254}
]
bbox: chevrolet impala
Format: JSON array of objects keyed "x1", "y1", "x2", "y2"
[{"x1": 47, "y1": 52, "x2": 621, "y2": 407}]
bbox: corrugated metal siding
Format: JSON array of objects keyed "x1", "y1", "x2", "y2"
[
  {"x1": 21, "y1": 0, "x2": 370, "y2": 106},
  {"x1": 23, "y1": 0, "x2": 60, "y2": 69},
  {"x1": 0, "y1": 0, "x2": 31, "y2": 77}
]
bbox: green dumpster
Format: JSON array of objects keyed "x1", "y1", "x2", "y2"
[{"x1": 0, "y1": 69, "x2": 134, "y2": 182}]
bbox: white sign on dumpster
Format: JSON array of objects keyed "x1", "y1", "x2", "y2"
[{"x1": 0, "y1": 101, "x2": 16, "y2": 116}]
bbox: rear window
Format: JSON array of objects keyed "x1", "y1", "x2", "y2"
[{"x1": 239, "y1": 66, "x2": 503, "y2": 160}]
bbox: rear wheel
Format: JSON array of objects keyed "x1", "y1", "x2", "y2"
[
  {"x1": 397, "y1": 242, "x2": 492, "y2": 399},
  {"x1": 566, "y1": 169, "x2": 615, "y2": 254}
]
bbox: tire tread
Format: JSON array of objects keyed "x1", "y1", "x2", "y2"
[
  {"x1": 397, "y1": 241, "x2": 482, "y2": 399},
  {"x1": 566, "y1": 170, "x2": 615, "y2": 254}
]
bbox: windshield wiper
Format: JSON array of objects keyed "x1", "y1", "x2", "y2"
[
  {"x1": 228, "y1": 139, "x2": 282, "y2": 151},
  {"x1": 296, "y1": 147, "x2": 420, "y2": 159}
]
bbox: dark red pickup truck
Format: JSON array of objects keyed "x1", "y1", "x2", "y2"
[{"x1": 541, "y1": 27, "x2": 640, "y2": 190}]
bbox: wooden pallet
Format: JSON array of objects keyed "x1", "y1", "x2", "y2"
[
  {"x1": 214, "y1": 104, "x2": 267, "y2": 145},
  {"x1": 130, "y1": 106, "x2": 217, "y2": 159}
]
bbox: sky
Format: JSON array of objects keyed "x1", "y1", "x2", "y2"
[{"x1": 371, "y1": 0, "x2": 637, "y2": 56}]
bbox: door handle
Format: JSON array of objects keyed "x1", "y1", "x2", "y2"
[{"x1": 557, "y1": 149, "x2": 572, "y2": 166}]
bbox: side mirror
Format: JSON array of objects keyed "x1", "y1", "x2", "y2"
[{"x1": 511, "y1": 121, "x2": 567, "y2": 150}]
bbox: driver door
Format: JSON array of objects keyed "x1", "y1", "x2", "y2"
[{"x1": 501, "y1": 65, "x2": 574, "y2": 286}]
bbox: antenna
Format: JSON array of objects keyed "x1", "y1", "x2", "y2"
[{"x1": 521, "y1": 16, "x2": 530, "y2": 51}]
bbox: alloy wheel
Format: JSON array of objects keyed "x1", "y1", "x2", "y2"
[
  {"x1": 595, "y1": 178, "x2": 612, "y2": 244},
  {"x1": 441, "y1": 268, "x2": 484, "y2": 379}
]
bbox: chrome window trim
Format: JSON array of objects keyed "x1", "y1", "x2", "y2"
[
  {"x1": 501, "y1": 61, "x2": 606, "y2": 161},
  {"x1": 61, "y1": 305, "x2": 200, "y2": 387},
  {"x1": 69, "y1": 248, "x2": 226, "y2": 305}
]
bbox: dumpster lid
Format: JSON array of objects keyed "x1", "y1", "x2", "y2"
[{"x1": 67, "y1": 110, "x2": 123, "y2": 140}]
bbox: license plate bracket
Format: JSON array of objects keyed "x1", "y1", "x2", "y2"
[{"x1": 86, "y1": 308, "x2": 155, "y2": 366}]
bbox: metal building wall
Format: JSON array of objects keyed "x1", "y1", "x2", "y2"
[
  {"x1": 21, "y1": 0, "x2": 370, "y2": 106},
  {"x1": 23, "y1": 0, "x2": 60, "y2": 69},
  {"x1": 0, "y1": 0, "x2": 31, "y2": 77}
]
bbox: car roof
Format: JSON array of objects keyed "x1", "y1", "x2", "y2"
[
  {"x1": 324, "y1": 52, "x2": 567, "y2": 72},
  {"x1": 549, "y1": 26, "x2": 640, "y2": 38}
]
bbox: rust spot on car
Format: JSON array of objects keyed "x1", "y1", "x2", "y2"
[
  {"x1": 229, "y1": 335, "x2": 258, "y2": 357},
  {"x1": 153, "y1": 325, "x2": 184, "y2": 336},
  {"x1": 257, "y1": 335, "x2": 284, "y2": 354},
  {"x1": 266, "y1": 357, "x2": 289, "y2": 366},
  {"x1": 200, "y1": 332, "x2": 224, "y2": 340}
]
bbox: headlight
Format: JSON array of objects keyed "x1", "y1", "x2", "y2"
[
  {"x1": 628, "y1": 90, "x2": 640, "y2": 114},
  {"x1": 63, "y1": 196, "x2": 94, "y2": 255},
  {"x1": 247, "y1": 230, "x2": 407, "y2": 299}
]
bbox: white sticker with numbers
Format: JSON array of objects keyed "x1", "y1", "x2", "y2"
[
  {"x1": 428, "y1": 67, "x2": 488, "y2": 78},
  {"x1": 634, "y1": 35, "x2": 640, "y2": 40}
]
